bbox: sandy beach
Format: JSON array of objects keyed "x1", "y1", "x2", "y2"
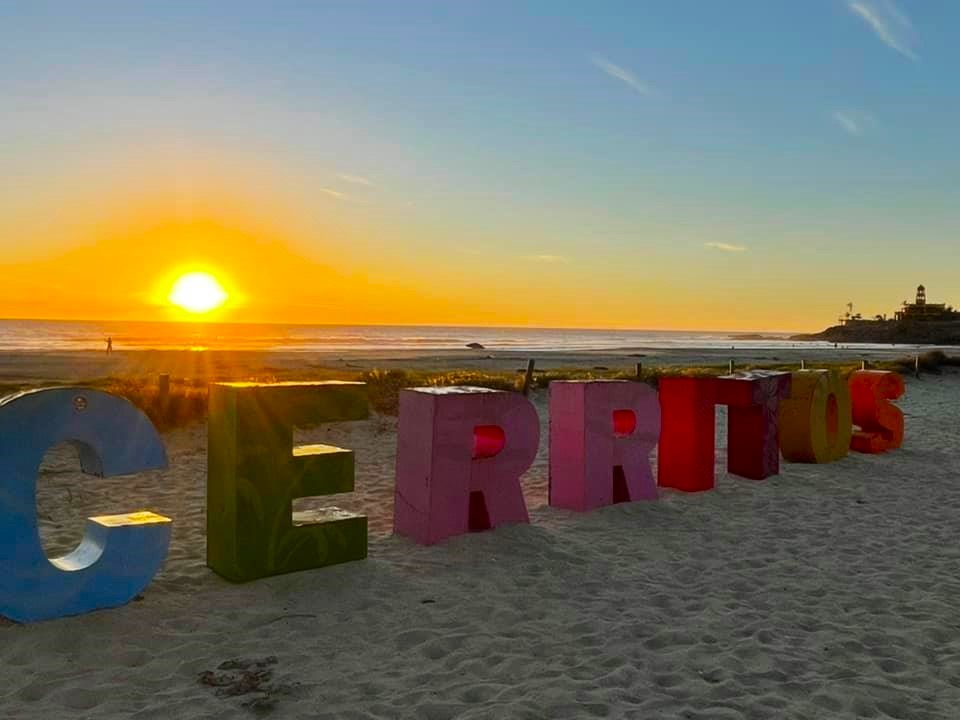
[{"x1": 1, "y1": 354, "x2": 958, "y2": 719}]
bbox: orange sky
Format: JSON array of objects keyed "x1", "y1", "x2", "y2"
[
  {"x1": 0, "y1": 148, "x2": 939, "y2": 333},
  {"x1": 1, "y1": 212, "x2": 433, "y2": 325},
  {"x1": 0, "y1": 190, "x2": 884, "y2": 333}
]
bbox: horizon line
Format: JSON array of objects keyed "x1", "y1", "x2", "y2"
[{"x1": 0, "y1": 315, "x2": 800, "y2": 336}]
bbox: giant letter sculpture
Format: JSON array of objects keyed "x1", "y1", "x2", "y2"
[
  {"x1": 207, "y1": 381, "x2": 369, "y2": 582},
  {"x1": 394, "y1": 387, "x2": 539, "y2": 545},
  {"x1": 716, "y1": 371, "x2": 792, "y2": 480},
  {"x1": 0, "y1": 387, "x2": 170, "y2": 623},
  {"x1": 549, "y1": 380, "x2": 660, "y2": 511},
  {"x1": 849, "y1": 370, "x2": 905, "y2": 453},
  {"x1": 658, "y1": 377, "x2": 718, "y2": 492},
  {"x1": 779, "y1": 370, "x2": 852, "y2": 463}
]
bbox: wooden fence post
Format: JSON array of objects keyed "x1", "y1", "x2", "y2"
[
  {"x1": 158, "y1": 374, "x2": 170, "y2": 408},
  {"x1": 521, "y1": 359, "x2": 536, "y2": 396}
]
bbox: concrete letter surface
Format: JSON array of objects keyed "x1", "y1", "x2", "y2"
[
  {"x1": 394, "y1": 387, "x2": 539, "y2": 545},
  {"x1": 658, "y1": 377, "x2": 718, "y2": 492},
  {"x1": 716, "y1": 371, "x2": 792, "y2": 480},
  {"x1": 849, "y1": 370, "x2": 905, "y2": 453},
  {"x1": 549, "y1": 380, "x2": 660, "y2": 511},
  {"x1": 779, "y1": 370, "x2": 852, "y2": 463},
  {"x1": 0, "y1": 387, "x2": 169, "y2": 623},
  {"x1": 207, "y1": 382, "x2": 368, "y2": 582}
]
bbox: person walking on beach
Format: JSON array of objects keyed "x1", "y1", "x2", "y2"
[{"x1": 106, "y1": 336, "x2": 113, "y2": 354}]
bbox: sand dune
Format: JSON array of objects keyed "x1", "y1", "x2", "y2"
[{"x1": 3, "y1": 372, "x2": 960, "y2": 718}]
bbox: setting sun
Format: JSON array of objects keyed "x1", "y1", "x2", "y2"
[{"x1": 168, "y1": 271, "x2": 229, "y2": 314}]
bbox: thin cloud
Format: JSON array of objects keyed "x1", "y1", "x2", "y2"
[
  {"x1": 591, "y1": 56, "x2": 651, "y2": 95},
  {"x1": 319, "y1": 188, "x2": 349, "y2": 200},
  {"x1": 336, "y1": 173, "x2": 373, "y2": 186},
  {"x1": 832, "y1": 110, "x2": 876, "y2": 136},
  {"x1": 526, "y1": 254, "x2": 569, "y2": 264},
  {"x1": 833, "y1": 111, "x2": 862, "y2": 135},
  {"x1": 704, "y1": 242, "x2": 747, "y2": 253},
  {"x1": 847, "y1": 0, "x2": 918, "y2": 61}
]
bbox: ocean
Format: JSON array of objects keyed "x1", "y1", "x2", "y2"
[{"x1": 0, "y1": 319, "x2": 858, "y2": 353}]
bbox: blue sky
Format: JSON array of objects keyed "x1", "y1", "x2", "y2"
[{"x1": 1, "y1": 1, "x2": 957, "y2": 329}]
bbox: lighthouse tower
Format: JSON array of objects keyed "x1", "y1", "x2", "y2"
[{"x1": 895, "y1": 284, "x2": 954, "y2": 320}]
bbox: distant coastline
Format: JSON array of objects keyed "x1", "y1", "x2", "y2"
[
  {"x1": 792, "y1": 284, "x2": 960, "y2": 346},
  {"x1": 730, "y1": 333, "x2": 784, "y2": 341},
  {"x1": 790, "y1": 320, "x2": 960, "y2": 346}
]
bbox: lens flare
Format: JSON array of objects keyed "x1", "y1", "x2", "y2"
[{"x1": 168, "y1": 272, "x2": 228, "y2": 314}]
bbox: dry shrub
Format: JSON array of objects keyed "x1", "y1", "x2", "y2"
[{"x1": 99, "y1": 377, "x2": 208, "y2": 431}]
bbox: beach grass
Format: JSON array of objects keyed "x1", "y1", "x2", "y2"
[{"x1": 1, "y1": 351, "x2": 956, "y2": 429}]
